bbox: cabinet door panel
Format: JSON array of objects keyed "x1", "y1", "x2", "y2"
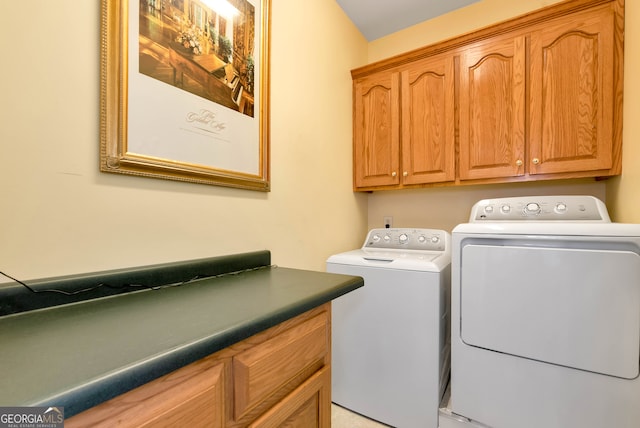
[
  {"x1": 529, "y1": 6, "x2": 615, "y2": 174},
  {"x1": 401, "y1": 55, "x2": 455, "y2": 184},
  {"x1": 353, "y1": 72, "x2": 400, "y2": 188},
  {"x1": 459, "y1": 36, "x2": 526, "y2": 180},
  {"x1": 233, "y1": 312, "x2": 328, "y2": 420},
  {"x1": 248, "y1": 367, "x2": 330, "y2": 428}
]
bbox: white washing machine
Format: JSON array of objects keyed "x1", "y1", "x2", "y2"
[
  {"x1": 448, "y1": 195, "x2": 640, "y2": 428},
  {"x1": 327, "y1": 228, "x2": 451, "y2": 428}
]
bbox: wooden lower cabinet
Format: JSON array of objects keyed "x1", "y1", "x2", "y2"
[
  {"x1": 66, "y1": 304, "x2": 331, "y2": 428},
  {"x1": 248, "y1": 368, "x2": 331, "y2": 428},
  {"x1": 66, "y1": 358, "x2": 225, "y2": 428}
]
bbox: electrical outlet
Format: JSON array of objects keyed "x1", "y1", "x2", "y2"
[{"x1": 383, "y1": 216, "x2": 393, "y2": 228}]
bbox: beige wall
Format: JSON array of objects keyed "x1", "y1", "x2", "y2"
[
  {"x1": 607, "y1": 0, "x2": 640, "y2": 222},
  {"x1": 364, "y1": 0, "x2": 633, "y2": 231},
  {"x1": 0, "y1": 0, "x2": 368, "y2": 279},
  {"x1": 367, "y1": 0, "x2": 565, "y2": 62},
  {"x1": 1, "y1": 0, "x2": 636, "y2": 282},
  {"x1": 368, "y1": 181, "x2": 607, "y2": 233}
]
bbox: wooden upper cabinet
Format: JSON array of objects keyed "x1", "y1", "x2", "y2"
[
  {"x1": 353, "y1": 55, "x2": 455, "y2": 190},
  {"x1": 353, "y1": 72, "x2": 400, "y2": 189},
  {"x1": 351, "y1": 0, "x2": 623, "y2": 191},
  {"x1": 459, "y1": 35, "x2": 527, "y2": 181},
  {"x1": 529, "y1": 4, "x2": 618, "y2": 175},
  {"x1": 401, "y1": 55, "x2": 455, "y2": 185}
]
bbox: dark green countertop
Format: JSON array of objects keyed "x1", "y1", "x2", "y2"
[{"x1": 0, "y1": 262, "x2": 363, "y2": 417}]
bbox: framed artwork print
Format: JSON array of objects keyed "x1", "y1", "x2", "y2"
[{"x1": 100, "y1": 0, "x2": 271, "y2": 191}]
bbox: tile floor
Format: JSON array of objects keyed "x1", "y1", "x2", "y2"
[{"x1": 331, "y1": 404, "x2": 390, "y2": 427}]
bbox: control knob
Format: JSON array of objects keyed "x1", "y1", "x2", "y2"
[
  {"x1": 524, "y1": 202, "x2": 541, "y2": 214},
  {"x1": 399, "y1": 233, "x2": 408, "y2": 244}
]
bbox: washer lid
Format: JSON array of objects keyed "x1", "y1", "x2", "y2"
[{"x1": 327, "y1": 249, "x2": 450, "y2": 272}]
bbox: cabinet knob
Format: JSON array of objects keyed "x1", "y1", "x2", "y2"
[
  {"x1": 391, "y1": 171, "x2": 397, "y2": 177},
  {"x1": 532, "y1": 158, "x2": 540, "y2": 165},
  {"x1": 403, "y1": 171, "x2": 408, "y2": 177},
  {"x1": 516, "y1": 159, "x2": 523, "y2": 166}
]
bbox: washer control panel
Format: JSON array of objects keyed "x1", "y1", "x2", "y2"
[
  {"x1": 470, "y1": 195, "x2": 610, "y2": 222},
  {"x1": 364, "y1": 228, "x2": 448, "y2": 251}
]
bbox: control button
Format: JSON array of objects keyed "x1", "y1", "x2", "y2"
[
  {"x1": 555, "y1": 203, "x2": 567, "y2": 213},
  {"x1": 501, "y1": 204, "x2": 511, "y2": 214},
  {"x1": 399, "y1": 233, "x2": 408, "y2": 244},
  {"x1": 524, "y1": 202, "x2": 541, "y2": 214},
  {"x1": 484, "y1": 205, "x2": 494, "y2": 213}
]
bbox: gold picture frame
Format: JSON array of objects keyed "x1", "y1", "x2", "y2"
[{"x1": 100, "y1": 0, "x2": 270, "y2": 191}]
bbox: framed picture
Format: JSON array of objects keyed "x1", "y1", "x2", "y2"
[{"x1": 100, "y1": 0, "x2": 271, "y2": 191}]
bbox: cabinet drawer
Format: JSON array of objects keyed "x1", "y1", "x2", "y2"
[
  {"x1": 66, "y1": 360, "x2": 224, "y2": 428},
  {"x1": 233, "y1": 312, "x2": 329, "y2": 420}
]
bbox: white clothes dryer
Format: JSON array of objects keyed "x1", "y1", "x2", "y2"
[
  {"x1": 449, "y1": 195, "x2": 640, "y2": 428},
  {"x1": 327, "y1": 228, "x2": 451, "y2": 428}
]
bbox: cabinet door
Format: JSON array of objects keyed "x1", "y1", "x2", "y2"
[
  {"x1": 248, "y1": 367, "x2": 331, "y2": 428},
  {"x1": 529, "y1": 6, "x2": 616, "y2": 175},
  {"x1": 353, "y1": 71, "x2": 400, "y2": 189},
  {"x1": 459, "y1": 35, "x2": 526, "y2": 180},
  {"x1": 401, "y1": 55, "x2": 455, "y2": 184}
]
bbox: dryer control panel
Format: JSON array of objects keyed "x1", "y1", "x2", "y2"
[
  {"x1": 470, "y1": 195, "x2": 611, "y2": 222},
  {"x1": 363, "y1": 228, "x2": 448, "y2": 251}
]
